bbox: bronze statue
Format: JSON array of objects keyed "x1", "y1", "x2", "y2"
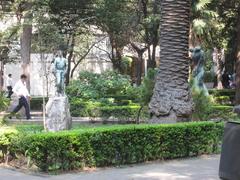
[
  {"x1": 189, "y1": 47, "x2": 208, "y2": 95},
  {"x1": 53, "y1": 50, "x2": 68, "y2": 96}
]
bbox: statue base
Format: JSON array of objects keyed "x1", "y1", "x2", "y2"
[
  {"x1": 149, "y1": 110, "x2": 190, "y2": 124},
  {"x1": 45, "y1": 96, "x2": 72, "y2": 132}
]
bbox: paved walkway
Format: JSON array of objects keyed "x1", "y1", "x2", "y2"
[{"x1": 0, "y1": 155, "x2": 220, "y2": 180}]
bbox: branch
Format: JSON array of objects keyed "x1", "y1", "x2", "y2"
[
  {"x1": 93, "y1": 44, "x2": 112, "y2": 60},
  {"x1": 70, "y1": 36, "x2": 107, "y2": 78}
]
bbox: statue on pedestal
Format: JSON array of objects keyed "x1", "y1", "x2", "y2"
[
  {"x1": 45, "y1": 50, "x2": 71, "y2": 132},
  {"x1": 189, "y1": 47, "x2": 209, "y2": 95}
]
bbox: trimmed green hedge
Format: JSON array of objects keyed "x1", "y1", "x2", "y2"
[
  {"x1": 70, "y1": 99, "x2": 149, "y2": 119},
  {"x1": 213, "y1": 96, "x2": 231, "y2": 105},
  {"x1": 209, "y1": 89, "x2": 235, "y2": 105},
  {"x1": 30, "y1": 97, "x2": 48, "y2": 110},
  {"x1": 208, "y1": 105, "x2": 235, "y2": 120},
  {"x1": 209, "y1": 89, "x2": 235, "y2": 97},
  {"x1": 15, "y1": 122, "x2": 223, "y2": 171}
]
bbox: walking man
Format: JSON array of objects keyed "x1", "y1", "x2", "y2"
[
  {"x1": 10, "y1": 74, "x2": 31, "y2": 119},
  {"x1": 6, "y1": 74, "x2": 13, "y2": 98}
]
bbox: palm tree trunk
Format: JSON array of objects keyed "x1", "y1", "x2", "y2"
[
  {"x1": 235, "y1": 8, "x2": 240, "y2": 104},
  {"x1": 149, "y1": 0, "x2": 193, "y2": 122}
]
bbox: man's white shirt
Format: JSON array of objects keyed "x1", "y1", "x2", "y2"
[
  {"x1": 6, "y1": 77, "x2": 13, "y2": 87},
  {"x1": 12, "y1": 80, "x2": 30, "y2": 98}
]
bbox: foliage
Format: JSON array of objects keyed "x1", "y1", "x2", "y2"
[
  {"x1": 69, "y1": 98, "x2": 149, "y2": 120},
  {"x1": 14, "y1": 121, "x2": 223, "y2": 171},
  {"x1": 66, "y1": 71, "x2": 133, "y2": 100},
  {"x1": 30, "y1": 97, "x2": 49, "y2": 110},
  {"x1": 192, "y1": 87, "x2": 236, "y2": 121},
  {"x1": 0, "y1": 126, "x2": 18, "y2": 161},
  {"x1": 209, "y1": 105, "x2": 238, "y2": 121},
  {"x1": 209, "y1": 89, "x2": 235, "y2": 104},
  {"x1": 204, "y1": 71, "x2": 215, "y2": 82},
  {"x1": 191, "y1": 0, "x2": 219, "y2": 47},
  {"x1": 0, "y1": 92, "x2": 10, "y2": 112},
  {"x1": 138, "y1": 68, "x2": 157, "y2": 106},
  {"x1": 192, "y1": 90, "x2": 213, "y2": 121},
  {"x1": 213, "y1": 96, "x2": 231, "y2": 105},
  {"x1": 208, "y1": 89, "x2": 235, "y2": 97}
]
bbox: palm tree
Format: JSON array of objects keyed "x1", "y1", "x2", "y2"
[
  {"x1": 149, "y1": 0, "x2": 193, "y2": 122},
  {"x1": 190, "y1": 0, "x2": 218, "y2": 47}
]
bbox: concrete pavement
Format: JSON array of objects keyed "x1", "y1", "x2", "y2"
[{"x1": 0, "y1": 155, "x2": 220, "y2": 180}]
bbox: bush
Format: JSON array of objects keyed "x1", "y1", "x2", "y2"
[
  {"x1": 139, "y1": 68, "x2": 157, "y2": 105},
  {"x1": 69, "y1": 98, "x2": 149, "y2": 120},
  {"x1": 16, "y1": 122, "x2": 223, "y2": 171},
  {"x1": 192, "y1": 90, "x2": 213, "y2": 121},
  {"x1": 208, "y1": 105, "x2": 237, "y2": 121},
  {"x1": 209, "y1": 89, "x2": 235, "y2": 105},
  {"x1": 0, "y1": 92, "x2": 10, "y2": 112},
  {"x1": 30, "y1": 97, "x2": 48, "y2": 110},
  {"x1": 213, "y1": 96, "x2": 231, "y2": 105},
  {"x1": 208, "y1": 89, "x2": 235, "y2": 97},
  {"x1": 204, "y1": 71, "x2": 215, "y2": 82},
  {"x1": 0, "y1": 126, "x2": 18, "y2": 161},
  {"x1": 66, "y1": 71, "x2": 133, "y2": 100}
]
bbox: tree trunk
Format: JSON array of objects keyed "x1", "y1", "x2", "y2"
[
  {"x1": 0, "y1": 61, "x2": 3, "y2": 91},
  {"x1": 150, "y1": 44, "x2": 157, "y2": 68},
  {"x1": 136, "y1": 52, "x2": 144, "y2": 86},
  {"x1": 20, "y1": 17, "x2": 32, "y2": 92},
  {"x1": 131, "y1": 43, "x2": 147, "y2": 86},
  {"x1": 65, "y1": 34, "x2": 75, "y2": 86},
  {"x1": 112, "y1": 47, "x2": 124, "y2": 73},
  {"x1": 235, "y1": 8, "x2": 240, "y2": 104},
  {"x1": 149, "y1": 0, "x2": 193, "y2": 123}
]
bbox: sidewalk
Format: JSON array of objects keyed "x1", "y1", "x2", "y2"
[{"x1": 0, "y1": 155, "x2": 220, "y2": 180}]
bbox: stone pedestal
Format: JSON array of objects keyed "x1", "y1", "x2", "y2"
[{"x1": 45, "y1": 96, "x2": 72, "y2": 132}]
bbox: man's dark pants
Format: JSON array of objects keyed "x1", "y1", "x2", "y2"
[
  {"x1": 12, "y1": 96, "x2": 31, "y2": 119},
  {"x1": 7, "y1": 86, "x2": 13, "y2": 98}
]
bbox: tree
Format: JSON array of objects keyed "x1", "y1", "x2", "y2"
[
  {"x1": 137, "y1": 0, "x2": 160, "y2": 69},
  {"x1": 47, "y1": 0, "x2": 96, "y2": 85},
  {"x1": 149, "y1": 0, "x2": 193, "y2": 122},
  {"x1": 234, "y1": 8, "x2": 240, "y2": 104},
  {"x1": 190, "y1": 0, "x2": 218, "y2": 47},
  {"x1": 94, "y1": 0, "x2": 136, "y2": 73}
]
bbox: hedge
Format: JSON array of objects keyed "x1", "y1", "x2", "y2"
[
  {"x1": 70, "y1": 99, "x2": 149, "y2": 119},
  {"x1": 30, "y1": 97, "x2": 48, "y2": 110},
  {"x1": 213, "y1": 96, "x2": 231, "y2": 105},
  {"x1": 15, "y1": 121, "x2": 224, "y2": 171},
  {"x1": 209, "y1": 89, "x2": 235, "y2": 105}
]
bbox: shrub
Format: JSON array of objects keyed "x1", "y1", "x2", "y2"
[
  {"x1": 66, "y1": 71, "x2": 133, "y2": 100},
  {"x1": 16, "y1": 121, "x2": 223, "y2": 171},
  {"x1": 209, "y1": 89, "x2": 235, "y2": 104},
  {"x1": 99, "y1": 105, "x2": 141, "y2": 119},
  {"x1": 208, "y1": 89, "x2": 235, "y2": 97},
  {"x1": 204, "y1": 71, "x2": 215, "y2": 82},
  {"x1": 192, "y1": 90, "x2": 213, "y2": 121},
  {"x1": 139, "y1": 68, "x2": 157, "y2": 105},
  {"x1": 213, "y1": 96, "x2": 231, "y2": 105},
  {"x1": 0, "y1": 126, "x2": 18, "y2": 161},
  {"x1": 30, "y1": 97, "x2": 48, "y2": 110},
  {"x1": 0, "y1": 92, "x2": 10, "y2": 112},
  {"x1": 209, "y1": 105, "x2": 237, "y2": 121},
  {"x1": 69, "y1": 98, "x2": 149, "y2": 120}
]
